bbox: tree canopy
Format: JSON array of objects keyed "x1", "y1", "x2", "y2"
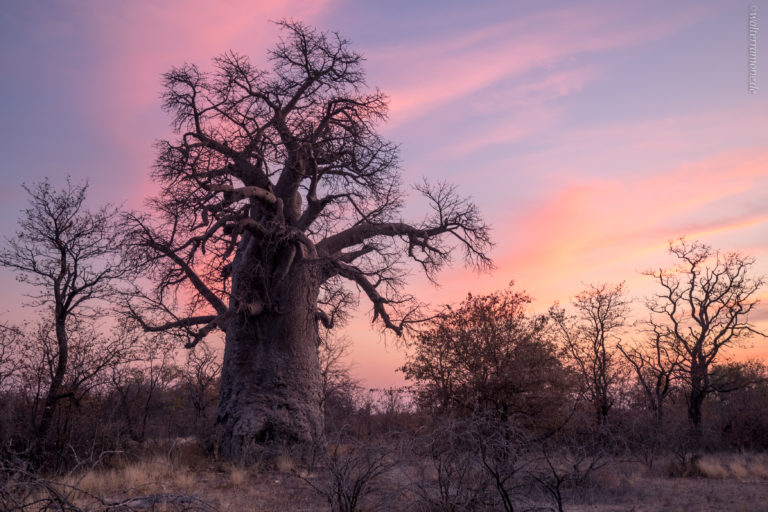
[
  {"x1": 122, "y1": 20, "x2": 492, "y2": 346},
  {"x1": 119, "y1": 21, "x2": 493, "y2": 453}
]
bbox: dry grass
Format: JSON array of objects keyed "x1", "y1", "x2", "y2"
[
  {"x1": 567, "y1": 455, "x2": 768, "y2": 512},
  {"x1": 28, "y1": 450, "x2": 768, "y2": 512},
  {"x1": 51, "y1": 446, "x2": 320, "y2": 511},
  {"x1": 273, "y1": 454, "x2": 295, "y2": 473},
  {"x1": 696, "y1": 452, "x2": 768, "y2": 481},
  {"x1": 65, "y1": 455, "x2": 199, "y2": 496},
  {"x1": 229, "y1": 466, "x2": 248, "y2": 487}
]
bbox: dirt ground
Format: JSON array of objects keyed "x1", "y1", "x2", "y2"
[
  {"x1": 13, "y1": 450, "x2": 768, "y2": 511},
  {"x1": 570, "y1": 477, "x2": 768, "y2": 512},
  {"x1": 90, "y1": 466, "x2": 768, "y2": 511}
]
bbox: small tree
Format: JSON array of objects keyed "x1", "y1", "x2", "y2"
[
  {"x1": 108, "y1": 334, "x2": 181, "y2": 443},
  {"x1": 551, "y1": 283, "x2": 629, "y2": 426},
  {"x1": 618, "y1": 323, "x2": 681, "y2": 423},
  {"x1": 0, "y1": 323, "x2": 21, "y2": 394},
  {"x1": 402, "y1": 286, "x2": 569, "y2": 423},
  {"x1": 182, "y1": 342, "x2": 222, "y2": 426},
  {"x1": 318, "y1": 334, "x2": 360, "y2": 432},
  {"x1": 644, "y1": 238, "x2": 766, "y2": 430},
  {"x1": 0, "y1": 323, "x2": 23, "y2": 454},
  {"x1": 0, "y1": 179, "x2": 128, "y2": 461}
]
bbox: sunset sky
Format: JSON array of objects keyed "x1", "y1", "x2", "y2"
[{"x1": 1, "y1": 0, "x2": 767, "y2": 388}]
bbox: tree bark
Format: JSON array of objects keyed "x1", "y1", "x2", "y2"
[
  {"x1": 214, "y1": 255, "x2": 324, "y2": 458},
  {"x1": 35, "y1": 314, "x2": 68, "y2": 458},
  {"x1": 688, "y1": 371, "x2": 705, "y2": 430}
]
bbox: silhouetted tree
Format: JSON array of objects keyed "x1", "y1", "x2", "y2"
[
  {"x1": 0, "y1": 179, "x2": 128, "y2": 462},
  {"x1": 707, "y1": 360, "x2": 768, "y2": 450},
  {"x1": 0, "y1": 323, "x2": 23, "y2": 453},
  {"x1": 402, "y1": 286, "x2": 568, "y2": 423},
  {"x1": 644, "y1": 238, "x2": 766, "y2": 430},
  {"x1": 618, "y1": 323, "x2": 681, "y2": 422},
  {"x1": 182, "y1": 342, "x2": 222, "y2": 426},
  {"x1": 318, "y1": 334, "x2": 360, "y2": 431},
  {"x1": 108, "y1": 334, "x2": 180, "y2": 443},
  {"x1": 709, "y1": 359, "x2": 767, "y2": 394},
  {"x1": 122, "y1": 21, "x2": 491, "y2": 457},
  {"x1": 0, "y1": 323, "x2": 21, "y2": 394},
  {"x1": 551, "y1": 283, "x2": 629, "y2": 426}
]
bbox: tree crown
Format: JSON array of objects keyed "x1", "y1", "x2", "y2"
[{"x1": 123, "y1": 21, "x2": 492, "y2": 344}]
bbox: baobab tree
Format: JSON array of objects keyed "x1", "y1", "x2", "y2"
[
  {"x1": 644, "y1": 238, "x2": 766, "y2": 430},
  {"x1": 123, "y1": 21, "x2": 492, "y2": 457}
]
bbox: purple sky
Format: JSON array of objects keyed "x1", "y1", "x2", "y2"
[{"x1": 1, "y1": 0, "x2": 767, "y2": 387}]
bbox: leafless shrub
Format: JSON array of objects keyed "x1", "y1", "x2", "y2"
[
  {"x1": 181, "y1": 342, "x2": 222, "y2": 427},
  {"x1": 411, "y1": 418, "x2": 489, "y2": 511},
  {"x1": 529, "y1": 436, "x2": 610, "y2": 512},
  {"x1": 410, "y1": 414, "x2": 546, "y2": 512},
  {"x1": 107, "y1": 334, "x2": 182, "y2": 443},
  {"x1": 299, "y1": 435, "x2": 398, "y2": 512}
]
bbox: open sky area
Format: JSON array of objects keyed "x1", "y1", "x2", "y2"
[{"x1": 1, "y1": 0, "x2": 767, "y2": 388}]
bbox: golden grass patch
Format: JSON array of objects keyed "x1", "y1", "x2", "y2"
[
  {"x1": 65, "y1": 455, "x2": 198, "y2": 496},
  {"x1": 696, "y1": 453, "x2": 768, "y2": 481},
  {"x1": 229, "y1": 466, "x2": 248, "y2": 487}
]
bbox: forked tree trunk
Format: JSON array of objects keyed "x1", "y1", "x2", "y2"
[{"x1": 214, "y1": 259, "x2": 324, "y2": 459}]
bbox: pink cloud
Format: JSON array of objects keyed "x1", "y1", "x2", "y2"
[
  {"x1": 87, "y1": 0, "x2": 334, "y2": 108},
  {"x1": 346, "y1": 143, "x2": 768, "y2": 383},
  {"x1": 517, "y1": 97, "x2": 768, "y2": 174},
  {"x1": 487, "y1": 147, "x2": 768, "y2": 302},
  {"x1": 432, "y1": 65, "x2": 599, "y2": 158},
  {"x1": 71, "y1": 1, "x2": 335, "y2": 205},
  {"x1": 368, "y1": 2, "x2": 713, "y2": 126}
]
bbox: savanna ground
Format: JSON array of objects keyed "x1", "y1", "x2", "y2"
[
  {"x1": 2, "y1": 21, "x2": 768, "y2": 512},
  {"x1": 5, "y1": 437, "x2": 768, "y2": 511}
]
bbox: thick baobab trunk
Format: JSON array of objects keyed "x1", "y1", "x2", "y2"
[{"x1": 214, "y1": 260, "x2": 324, "y2": 459}]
